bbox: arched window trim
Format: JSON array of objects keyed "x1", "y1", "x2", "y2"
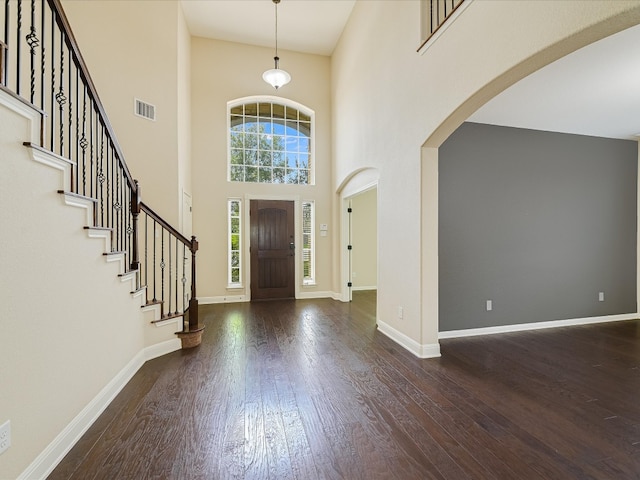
[{"x1": 227, "y1": 95, "x2": 316, "y2": 185}]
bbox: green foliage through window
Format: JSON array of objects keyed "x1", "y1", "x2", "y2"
[
  {"x1": 228, "y1": 199, "x2": 241, "y2": 285},
  {"x1": 229, "y1": 101, "x2": 312, "y2": 185}
]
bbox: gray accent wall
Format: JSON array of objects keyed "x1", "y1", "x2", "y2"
[{"x1": 439, "y1": 122, "x2": 637, "y2": 331}]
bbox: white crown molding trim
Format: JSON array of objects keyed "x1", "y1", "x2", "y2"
[
  {"x1": 26, "y1": 145, "x2": 73, "y2": 192},
  {"x1": 85, "y1": 227, "x2": 112, "y2": 253},
  {"x1": 377, "y1": 320, "x2": 441, "y2": 359},
  {"x1": 59, "y1": 191, "x2": 95, "y2": 227},
  {"x1": 0, "y1": 89, "x2": 41, "y2": 142},
  {"x1": 153, "y1": 317, "x2": 182, "y2": 329},
  {"x1": 17, "y1": 339, "x2": 180, "y2": 480},
  {"x1": 438, "y1": 313, "x2": 639, "y2": 339}
]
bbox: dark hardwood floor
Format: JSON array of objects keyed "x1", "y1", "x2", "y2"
[{"x1": 49, "y1": 291, "x2": 640, "y2": 479}]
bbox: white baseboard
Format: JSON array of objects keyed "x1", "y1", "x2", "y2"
[
  {"x1": 297, "y1": 290, "x2": 334, "y2": 299},
  {"x1": 200, "y1": 292, "x2": 337, "y2": 303},
  {"x1": 199, "y1": 295, "x2": 249, "y2": 304},
  {"x1": 18, "y1": 340, "x2": 181, "y2": 480},
  {"x1": 438, "y1": 312, "x2": 639, "y2": 339},
  {"x1": 377, "y1": 320, "x2": 441, "y2": 359},
  {"x1": 352, "y1": 286, "x2": 377, "y2": 292}
]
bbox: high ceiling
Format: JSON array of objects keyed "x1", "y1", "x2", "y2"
[
  {"x1": 180, "y1": 0, "x2": 356, "y2": 56},
  {"x1": 469, "y1": 22, "x2": 640, "y2": 141},
  {"x1": 181, "y1": 1, "x2": 640, "y2": 141}
]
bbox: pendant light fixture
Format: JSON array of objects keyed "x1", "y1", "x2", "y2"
[{"x1": 263, "y1": 0, "x2": 291, "y2": 89}]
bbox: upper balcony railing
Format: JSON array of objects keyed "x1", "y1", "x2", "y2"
[
  {"x1": 1, "y1": 0, "x2": 199, "y2": 333},
  {"x1": 419, "y1": 0, "x2": 466, "y2": 51}
]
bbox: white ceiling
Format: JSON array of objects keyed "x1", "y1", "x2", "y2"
[
  {"x1": 181, "y1": 1, "x2": 640, "y2": 141},
  {"x1": 469, "y1": 23, "x2": 640, "y2": 141},
  {"x1": 180, "y1": 0, "x2": 356, "y2": 56}
]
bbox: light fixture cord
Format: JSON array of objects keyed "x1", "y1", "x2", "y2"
[{"x1": 274, "y1": 0, "x2": 280, "y2": 68}]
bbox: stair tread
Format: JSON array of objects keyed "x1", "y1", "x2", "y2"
[
  {"x1": 103, "y1": 250, "x2": 126, "y2": 256},
  {"x1": 58, "y1": 190, "x2": 98, "y2": 203},
  {"x1": 151, "y1": 312, "x2": 184, "y2": 323},
  {"x1": 84, "y1": 225, "x2": 112, "y2": 231}
]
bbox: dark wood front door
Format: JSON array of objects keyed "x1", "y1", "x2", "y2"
[{"x1": 250, "y1": 200, "x2": 295, "y2": 300}]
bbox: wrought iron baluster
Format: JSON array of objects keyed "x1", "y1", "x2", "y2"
[
  {"x1": 15, "y1": 0, "x2": 21, "y2": 95},
  {"x1": 49, "y1": 8, "x2": 54, "y2": 151},
  {"x1": 55, "y1": 29, "x2": 66, "y2": 156},
  {"x1": 107, "y1": 140, "x2": 112, "y2": 231},
  {"x1": 168, "y1": 235, "x2": 172, "y2": 315},
  {"x1": 74, "y1": 67, "x2": 79, "y2": 192},
  {"x1": 67, "y1": 42, "x2": 72, "y2": 162},
  {"x1": 182, "y1": 244, "x2": 187, "y2": 313},
  {"x1": 40, "y1": 0, "x2": 45, "y2": 144},
  {"x1": 144, "y1": 214, "x2": 148, "y2": 302},
  {"x1": 126, "y1": 187, "x2": 132, "y2": 266},
  {"x1": 98, "y1": 124, "x2": 104, "y2": 226},
  {"x1": 175, "y1": 236, "x2": 178, "y2": 314},
  {"x1": 161, "y1": 229, "x2": 165, "y2": 315},
  {"x1": 80, "y1": 85, "x2": 87, "y2": 196},
  {"x1": 3, "y1": 0, "x2": 9, "y2": 88},
  {"x1": 26, "y1": 0, "x2": 38, "y2": 104},
  {"x1": 114, "y1": 163, "x2": 121, "y2": 252},
  {"x1": 153, "y1": 220, "x2": 157, "y2": 302}
]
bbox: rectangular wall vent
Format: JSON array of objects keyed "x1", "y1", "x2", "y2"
[{"x1": 134, "y1": 98, "x2": 156, "y2": 121}]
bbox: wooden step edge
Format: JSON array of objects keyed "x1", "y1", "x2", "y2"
[
  {"x1": 118, "y1": 269, "x2": 138, "y2": 278},
  {"x1": 58, "y1": 190, "x2": 98, "y2": 203},
  {"x1": 1, "y1": 87, "x2": 46, "y2": 117},
  {"x1": 131, "y1": 285, "x2": 146, "y2": 295},
  {"x1": 151, "y1": 312, "x2": 184, "y2": 324},
  {"x1": 25, "y1": 142, "x2": 73, "y2": 166},
  {"x1": 103, "y1": 250, "x2": 125, "y2": 257},
  {"x1": 84, "y1": 225, "x2": 112, "y2": 232},
  {"x1": 143, "y1": 300, "x2": 162, "y2": 309}
]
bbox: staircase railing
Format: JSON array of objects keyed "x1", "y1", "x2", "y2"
[
  {"x1": 419, "y1": 0, "x2": 465, "y2": 50},
  {"x1": 0, "y1": 0, "x2": 199, "y2": 334}
]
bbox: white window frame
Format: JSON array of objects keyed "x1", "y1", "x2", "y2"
[
  {"x1": 302, "y1": 200, "x2": 315, "y2": 285},
  {"x1": 228, "y1": 198, "x2": 242, "y2": 287},
  {"x1": 227, "y1": 95, "x2": 315, "y2": 185}
]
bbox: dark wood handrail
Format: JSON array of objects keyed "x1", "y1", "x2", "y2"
[{"x1": 48, "y1": 0, "x2": 135, "y2": 191}]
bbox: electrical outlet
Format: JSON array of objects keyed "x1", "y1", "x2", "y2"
[
  {"x1": 0, "y1": 420, "x2": 11, "y2": 455},
  {"x1": 398, "y1": 306, "x2": 403, "y2": 319},
  {"x1": 486, "y1": 300, "x2": 493, "y2": 311},
  {"x1": 599, "y1": 292, "x2": 605, "y2": 302}
]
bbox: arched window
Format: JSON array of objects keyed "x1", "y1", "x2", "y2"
[{"x1": 228, "y1": 97, "x2": 314, "y2": 185}]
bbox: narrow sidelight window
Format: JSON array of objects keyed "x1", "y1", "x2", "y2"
[
  {"x1": 228, "y1": 199, "x2": 242, "y2": 286},
  {"x1": 302, "y1": 201, "x2": 315, "y2": 285}
]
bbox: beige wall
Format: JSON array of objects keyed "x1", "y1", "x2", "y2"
[
  {"x1": 332, "y1": 0, "x2": 640, "y2": 353},
  {"x1": 0, "y1": 99, "x2": 176, "y2": 479},
  {"x1": 351, "y1": 188, "x2": 377, "y2": 290},
  {"x1": 177, "y1": 3, "x2": 193, "y2": 237},
  {"x1": 62, "y1": 0, "x2": 185, "y2": 227},
  {"x1": 191, "y1": 38, "x2": 333, "y2": 300}
]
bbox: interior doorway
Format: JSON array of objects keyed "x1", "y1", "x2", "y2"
[
  {"x1": 349, "y1": 188, "x2": 378, "y2": 299},
  {"x1": 249, "y1": 199, "x2": 295, "y2": 300}
]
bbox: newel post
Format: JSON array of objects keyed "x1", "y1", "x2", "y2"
[
  {"x1": 130, "y1": 180, "x2": 141, "y2": 271},
  {"x1": 188, "y1": 235, "x2": 199, "y2": 330}
]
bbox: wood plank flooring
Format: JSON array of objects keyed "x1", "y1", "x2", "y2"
[{"x1": 49, "y1": 291, "x2": 640, "y2": 479}]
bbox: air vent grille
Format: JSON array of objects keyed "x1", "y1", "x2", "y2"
[{"x1": 134, "y1": 98, "x2": 156, "y2": 121}]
